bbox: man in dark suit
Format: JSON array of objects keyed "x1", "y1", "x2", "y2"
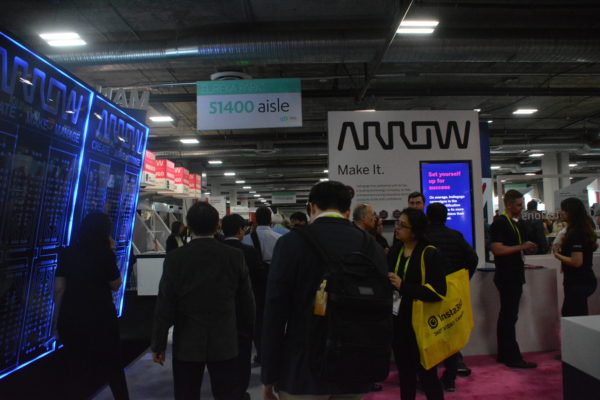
[
  {"x1": 151, "y1": 202, "x2": 255, "y2": 400},
  {"x1": 261, "y1": 181, "x2": 388, "y2": 400},
  {"x1": 222, "y1": 213, "x2": 264, "y2": 376}
]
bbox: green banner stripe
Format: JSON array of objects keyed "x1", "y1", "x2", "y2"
[{"x1": 197, "y1": 78, "x2": 300, "y2": 96}]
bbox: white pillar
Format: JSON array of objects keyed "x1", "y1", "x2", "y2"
[
  {"x1": 558, "y1": 152, "x2": 571, "y2": 189},
  {"x1": 230, "y1": 190, "x2": 237, "y2": 206},
  {"x1": 542, "y1": 152, "x2": 559, "y2": 213}
]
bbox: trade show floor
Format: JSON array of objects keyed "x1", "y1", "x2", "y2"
[
  {"x1": 94, "y1": 349, "x2": 562, "y2": 400},
  {"x1": 0, "y1": 293, "x2": 156, "y2": 400}
]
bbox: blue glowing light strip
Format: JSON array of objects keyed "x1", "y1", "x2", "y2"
[
  {"x1": 118, "y1": 124, "x2": 149, "y2": 317},
  {"x1": 0, "y1": 342, "x2": 56, "y2": 380},
  {"x1": 66, "y1": 92, "x2": 95, "y2": 245}
]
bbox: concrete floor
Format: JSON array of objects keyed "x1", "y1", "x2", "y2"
[{"x1": 93, "y1": 332, "x2": 263, "y2": 400}]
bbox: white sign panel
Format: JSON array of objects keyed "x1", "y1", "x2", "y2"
[
  {"x1": 210, "y1": 195, "x2": 228, "y2": 218},
  {"x1": 197, "y1": 79, "x2": 302, "y2": 130},
  {"x1": 271, "y1": 192, "x2": 297, "y2": 204},
  {"x1": 328, "y1": 110, "x2": 484, "y2": 258}
]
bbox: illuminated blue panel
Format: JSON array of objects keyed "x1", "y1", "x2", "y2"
[
  {"x1": 0, "y1": 32, "x2": 147, "y2": 379},
  {"x1": 420, "y1": 161, "x2": 476, "y2": 247},
  {"x1": 71, "y1": 96, "x2": 148, "y2": 317}
]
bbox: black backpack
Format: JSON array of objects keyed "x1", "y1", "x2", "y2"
[{"x1": 295, "y1": 226, "x2": 393, "y2": 385}]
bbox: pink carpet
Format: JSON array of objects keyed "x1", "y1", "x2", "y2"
[{"x1": 365, "y1": 351, "x2": 562, "y2": 400}]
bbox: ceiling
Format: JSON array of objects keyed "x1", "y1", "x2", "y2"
[{"x1": 2, "y1": 0, "x2": 600, "y2": 209}]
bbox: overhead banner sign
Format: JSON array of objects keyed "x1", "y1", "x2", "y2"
[
  {"x1": 328, "y1": 111, "x2": 484, "y2": 257},
  {"x1": 196, "y1": 78, "x2": 302, "y2": 130},
  {"x1": 271, "y1": 192, "x2": 297, "y2": 204}
]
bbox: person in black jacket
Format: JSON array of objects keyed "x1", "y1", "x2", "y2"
[
  {"x1": 425, "y1": 203, "x2": 478, "y2": 392},
  {"x1": 53, "y1": 212, "x2": 129, "y2": 400},
  {"x1": 222, "y1": 213, "x2": 265, "y2": 382},
  {"x1": 261, "y1": 181, "x2": 388, "y2": 399},
  {"x1": 388, "y1": 208, "x2": 447, "y2": 400},
  {"x1": 165, "y1": 220, "x2": 185, "y2": 253}
]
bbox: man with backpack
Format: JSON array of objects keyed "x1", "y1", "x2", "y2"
[
  {"x1": 243, "y1": 206, "x2": 282, "y2": 365},
  {"x1": 261, "y1": 181, "x2": 391, "y2": 400}
]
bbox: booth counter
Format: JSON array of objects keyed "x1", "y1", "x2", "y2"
[
  {"x1": 136, "y1": 254, "x2": 165, "y2": 296},
  {"x1": 464, "y1": 254, "x2": 600, "y2": 356},
  {"x1": 561, "y1": 315, "x2": 600, "y2": 399}
]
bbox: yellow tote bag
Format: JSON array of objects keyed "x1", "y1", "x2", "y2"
[{"x1": 412, "y1": 246, "x2": 474, "y2": 370}]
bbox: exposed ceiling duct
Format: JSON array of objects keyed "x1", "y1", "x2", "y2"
[
  {"x1": 153, "y1": 146, "x2": 327, "y2": 159},
  {"x1": 48, "y1": 34, "x2": 600, "y2": 66}
]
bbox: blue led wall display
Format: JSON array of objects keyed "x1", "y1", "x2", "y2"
[
  {"x1": 0, "y1": 32, "x2": 148, "y2": 380},
  {"x1": 420, "y1": 161, "x2": 475, "y2": 247}
]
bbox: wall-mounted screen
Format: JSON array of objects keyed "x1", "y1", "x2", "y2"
[
  {"x1": 420, "y1": 161, "x2": 475, "y2": 247},
  {"x1": 0, "y1": 32, "x2": 148, "y2": 380}
]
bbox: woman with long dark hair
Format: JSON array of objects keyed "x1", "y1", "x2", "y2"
[
  {"x1": 53, "y1": 212, "x2": 129, "y2": 400},
  {"x1": 166, "y1": 220, "x2": 186, "y2": 253},
  {"x1": 388, "y1": 208, "x2": 447, "y2": 400},
  {"x1": 554, "y1": 197, "x2": 599, "y2": 316}
]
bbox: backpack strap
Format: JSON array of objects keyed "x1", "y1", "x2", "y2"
[
  {"x1": 419, "y1": 244, "x2": 445, "y2": 299},
  {"x1": 251, "y1": 230, "x2": 264, "y2": 263},
  {"x1": 293, "y1": 226, "x2": 336, "y2": 272}
]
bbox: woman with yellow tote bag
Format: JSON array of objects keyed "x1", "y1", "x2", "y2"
[{"x1": 388, "y1": 208, "x2": 447, "y2": 400}]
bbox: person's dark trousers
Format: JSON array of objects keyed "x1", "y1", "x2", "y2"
[
  {"x1": 495, "y1": 282, "x2": 523, "y2": 363},
  {"x1": 393, "y1": 322, "x2": 444, "y2": 400},
  {"x1": 173, "y1": 356, "x2": 246, "y2": 400},
  {"x1": 562, "y1": 282, "x2": 597, "y2": 317},
  {"x1": 253, "y1": 296, "x2": 265, "y2": 363},
  {"x1": 441, "y1": 353, "x2": 459, "y2": 386},
  {"x1": 233, "y1": 336, "x2": 253, "y2": 394}
]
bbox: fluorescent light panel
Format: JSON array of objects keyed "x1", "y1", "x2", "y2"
[
  {"x1": 525, "y1": 173, "x2": 536, "y2": 176},
  {"x1": 149, "y1": 116, "x2": 174, "y2": 122},
  {"x1": 323, "y1": 169, "x2": 329, "y2": 173},
  {"x1": 208, "y1": 160, "x2": 222, "y2": 165},
  {"x1": 513, "y1": 108, "x2": 538, "y2": 115},
  {"x1": 179, "y1": 138, "x2": 199, "y2": 144},
  {"x1": 400, "y1": 20, "x2": 439, "y2": 27},
  {"x1": 253, "y1": 194, "x2": 260, "y2": 197},
  {"x1": 40, "y1": 32, "x2": 86, "y2": 47},
  {"x1": 491, "y1": 165, "x2": 501, "y2": 170},
  {"x1": 235, "y1": 180, "x2": 245, "y2": 184},
  {"x1": 242, "y1": 186, "x2": 251, "y2": 189},
  {"x1": 224, "y1": 172, "x2": 236, "y2": 176},
  {"x1": 569, "y1": 163, "x2": 577, "y2": 167},
  {"x1": 320, "y1": 178, "x2": 329, "y2": 182},
  {"x1": 529, "y1": 153, "x2": 544, "y2": 158}
]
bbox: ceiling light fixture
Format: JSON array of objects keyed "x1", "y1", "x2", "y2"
[
  {"x1": 569, "y1": 163, "x2": 577, "y2": 167},
  {"x1": 208, "y1": 160, "x2": 222, "y2": 165},
  {"x1": 242, "y1": 186, "x2": 251, "y2": 189},
  {"x1": 179, "y1": 138, "x2": 199, "y2": 144},
  {"x1": 487, "y1": 120, "x2": 493, "y2": 124},
  {"x1": 235, "y1": 180, "x2": 245, "y2": 184},
  {"x1": 149, "y1": 116, "x2": 174, "y2": 122},
  {"x1": 491, "y1": 165, "x2": 501, "y2": 170},
  {"x1": 253, "y1": 194, "x2": 260, "y2": 197},
  {"x1": 249, "y1": 190, "x2": 256, "y2": 194},
  {"x1": 473, "y1": 108, "x2": 481, "y2": 112},
  {"x1": 224, "y1": 172, "x2": 236, "y2": 176},
  {"x1": 205, "y1": 192, "x2": 211, "y2": 195},
  {"x1": 323, "y1": 169, "x2": 329, "y2": 173},
  {"x1": 513, "y1": 108, "x2": 538, "y2": 115},
  {"x1": 525, "y1": 173, "x2": 536, "y2": 176},
  {"x1": 201, "y1": 173, "x2": 207, "y2": 177},
  {"x1": 320, "y1": 178, "x2": 329, "y2": 182},
  {"x1": 40, "y1": 32, "x2": 86, "y2": 47},
  {"x1": 397, "y1": 20, "x2": 439, "y2": 35},
  {"x1": 529, "y1": 153, "x2": 544, "y2": 158}
]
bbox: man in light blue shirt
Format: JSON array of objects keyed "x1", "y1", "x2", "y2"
[
  {"x1": 243, "y1": 207, "x2": 282, "y2": 263},
  {"x1": 242, "y1": 206, "x2": 282, "y2": 365}
]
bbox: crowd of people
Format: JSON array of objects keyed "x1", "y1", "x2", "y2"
[{"x1": 53, "y1": 181, "x2": 598, "y2": 400}]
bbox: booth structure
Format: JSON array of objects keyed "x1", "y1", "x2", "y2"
[
  {"x1": 561, "y1": 315, "x2": 600, "y2": 399},
  {"x1": 0, "y1": 32, "x2": 148, "y2": 379}
]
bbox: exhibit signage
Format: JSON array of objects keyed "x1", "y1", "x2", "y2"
[
  {"x1": 142, "y1": 150, "x2": 157, "y2": 186},
  {"x1": 271, "y1": 192, "x2": 297, "y2": 204},
  {"x1": 420, "y1": 161, "x2": 475, "y2": 246},
  {"x1": 0, "y1": 32, "x2": 149, "y2": 379},
  {"x1": 156, "y1": 159, "x2": 175, "y2": 191},
  {"x1": 210, "y1": 195, "x2": 228, "y2": 218},
  {"x1": 196, "y1": 78, "x2": 302, "y2": 130},
  {"x1": 328, "y1": 110, "x2": 484, "y2": 257}
]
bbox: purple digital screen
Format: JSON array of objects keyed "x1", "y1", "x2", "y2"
[{"x1": 420, "y1": 161, "x2": 475, "y2": 247}]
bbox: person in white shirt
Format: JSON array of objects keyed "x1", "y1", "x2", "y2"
[{"x1": 243, "y1": 207, "x2": 282, "y2": 263}]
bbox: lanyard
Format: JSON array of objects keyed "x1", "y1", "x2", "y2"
[
  {"x1": 394, "y1": 247, "x2": 411, "y2": 280},
  {"x1": 503, "y1": 212, "x2": 522, "y2": 244}
]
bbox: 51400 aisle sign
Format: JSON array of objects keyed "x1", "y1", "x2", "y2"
[{"x1": 197, "y1": 78, "x2": 302, "y2": 130}]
